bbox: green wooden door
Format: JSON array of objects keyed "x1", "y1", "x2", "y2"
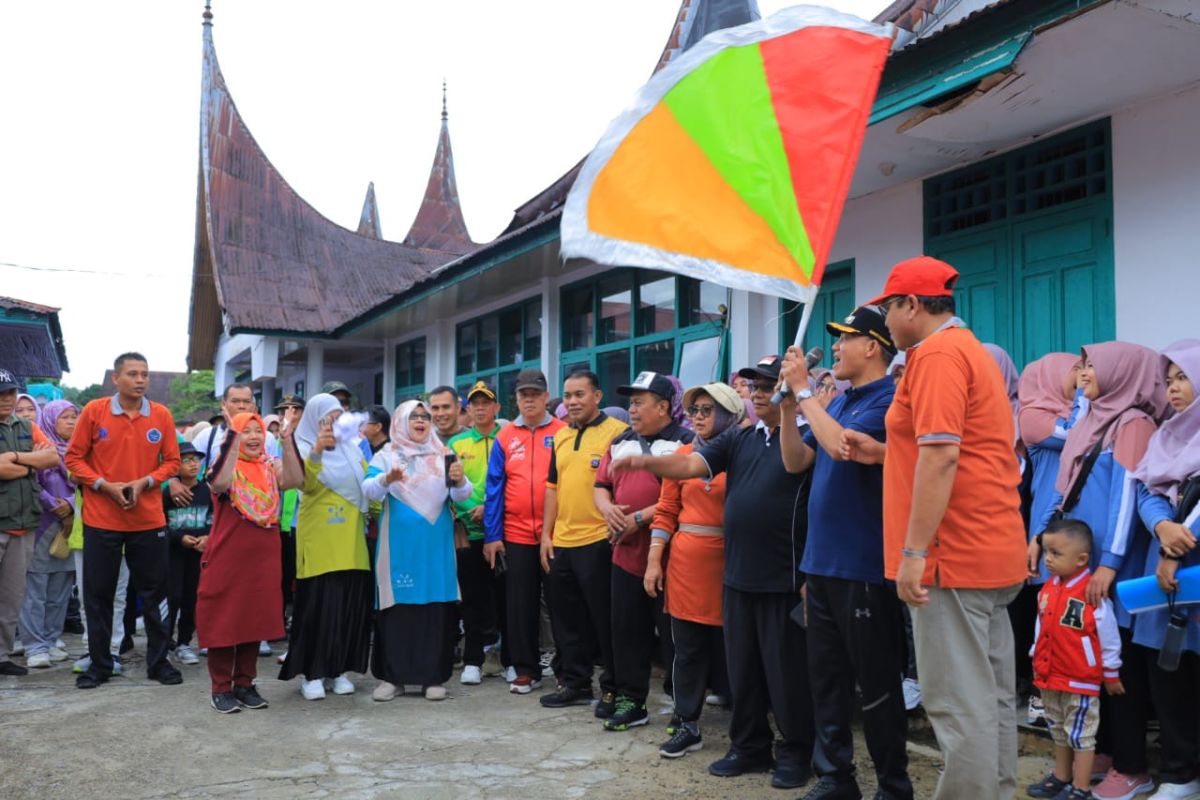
[
  {"x1": 781, "y1": 260, "x2": 854, "y2": 368},
  {"x1": 929, "y1": 230, "x2": 1010, "y2": 348}
]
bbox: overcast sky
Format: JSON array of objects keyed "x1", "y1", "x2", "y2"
[{"x1": 0, "y1": 0, "x2": 887, "y2": 387}]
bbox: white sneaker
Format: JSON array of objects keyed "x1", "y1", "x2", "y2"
[
  {"x1": 47, "y1": 647, "x2": 69, "y2": 663},
  {"x1": 705, "y1": 693, "x2": 728, "y2": 706},
  {"x1": 258, "y1": 640, "x2": 272, "y2": 656},
  {"x1": 175, "y1": 645, "x2": 200, "y2": 665},
  {"x1": 12, "y1": 640, "x2": 23, "y2": 656},
  {"x1": 300, "y1": 678, "x2": 326, "y2": 700},
  {"x1": 902, "y1": 677, "x2": 922, "y2": 711},
  {"x1": 54, "y1": 638, "x2": 65, "y2": 650},
  {"x1": 26, "y1": 652, "x2": 51, "y2": 669},
  {"x1": 460, "y1": 665, "x2": 482, "y2": 685},
  {"x1": 424, "y1": 684, "x2": 447, "y2": 701},
  {"x1": 276, "y1": 650, "x2": 288, "y2": 665},
  {"x1": 1026, "y1": 694, "x2": 1046, "y2": 726},
  {"x1": 372, "y1": 681, "x2": 398, "y2": 702},
  {"x1": 1149, "y1": 779, "x2": 1200, "y2": 800},
  {"x1": 501, "y1": 666, "x2": 517, "y2": 683},
  {"x1": 331, "y1": 674, "x2": 355, "y2": 695},
  {"x1": 72, "y1": 656, "x2": 91, "y2": 673}
]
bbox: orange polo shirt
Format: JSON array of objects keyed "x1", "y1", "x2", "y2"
[
  {"x1": 883, "y1": 324, "x2": 1026, "y2": 589},
  {"x1": 65, "y1": 394, "x2": 181, "y2": 532}
]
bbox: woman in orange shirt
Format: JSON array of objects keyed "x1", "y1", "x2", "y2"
[{"x1": 645, "y1": 382, "x2": 744, "y2": 759}]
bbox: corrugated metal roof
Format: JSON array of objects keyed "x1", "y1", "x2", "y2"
[
  {"x1": 0, "y1": 296, "x2": 60, "y2": 316},
  {"x1": 0, "y1": 295, "x2": 69, "y2": 378},
  {"x1": 356, "y1": 182, "x2": 382, "y2": 239}
]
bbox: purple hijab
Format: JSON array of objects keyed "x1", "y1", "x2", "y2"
[
  {"x1": 1134, "y1": 339, "x2": 1200, "y2": 503},
  {"x1": 983, "y1": 343, "x2": 1020, "y2": 421},
  {"x1": 35, "y1": 400, "x2": 79, "y2": 532},
  {"x1": 665, "y1": 375, "x2": 688, "y2": 428}
]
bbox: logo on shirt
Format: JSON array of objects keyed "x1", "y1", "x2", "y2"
[
  {"x1": 543, "y1": 435, "x2": 554, "y2": 448},
  {"x1": 146, "y1": 428, "x2": 162, "y2": 444},
  {"x1": 98, "y1": 427, "x2": 108, "y2": 440},
  {"x1": 590, "y1": 455, "x2": 602, "y2": 469},
  {"x1": 1059, "y1": 597, "x2": 1086, "y2": 630}
]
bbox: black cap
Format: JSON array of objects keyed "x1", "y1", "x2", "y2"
[
  {"x1": 274, "y1": 394, "x2": 305, "y2": 411},
  {"x1": 321, "y1": 381, "x2": 351, "y2": 397},
  {"x1": 514, "y1": 368, "x2": 548, "y2": 393},
  {"x1": 737, "y1": 355, "x2": 782, "y2": 381},
  {"x1": 617, "y1": 371, "x2": 675, "y2": 401},
  {"x1": 0, "y1": 368, "x2": 19, "y2": 393},
  {"x1": 826, "y1": 305, "x2": 897, "y2": 355},
  {"x1": 179, "y1": 441, "x2": 200, "y2": 458}
]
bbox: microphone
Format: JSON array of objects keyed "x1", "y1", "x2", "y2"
[{"x1": 770, "y1": 346, "x2": 824, "y2": 406}]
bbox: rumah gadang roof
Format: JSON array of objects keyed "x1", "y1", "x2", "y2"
[
  {"x1": 357, "y1": 182, "x2": 383, "y2": 239},
  {"x1": 187, "y1": 6, "x2": 474, "y2": 369},
  {"x1": 0, "y1": 296, "x2": 69, "y2": 380}
]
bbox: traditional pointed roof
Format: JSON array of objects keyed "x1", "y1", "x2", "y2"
[
  {"x1": 187, "y1": 6, "x2": 451, "y2": 368},
  {"x1": 401, "y1": 83, "x2": 474, "y2": 255},
  {"x1": 357, "y1": 181, "x2": 383, "y2": 238},
  {"x1": 503, "y1": 0, "x2": 760, "y2": 234}
]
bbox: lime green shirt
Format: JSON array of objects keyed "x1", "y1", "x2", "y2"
[
  {"x1": 448, "y1": 423, "x2": 502, "y2": 541},
  {"x1": 296, "y1": 459, "x2": 369, "y2": 579}
]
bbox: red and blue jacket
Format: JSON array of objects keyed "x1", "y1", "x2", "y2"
[{"x1": 484, "y1": 413, "x2": 565, "y2": 546}]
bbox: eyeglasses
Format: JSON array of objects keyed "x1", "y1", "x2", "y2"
[
  {"x1": 686, "y1": 404, "x2": 717, "y2": 418},
  {"x1": 410, "y1": 413, "x2": 432, "y2": 422},
  {"x1": 751, "y1": 381, "x2": 775, "y2": 394},
  {"x1": 877, "y1": 296, "x2": 904, "y2": 315}
]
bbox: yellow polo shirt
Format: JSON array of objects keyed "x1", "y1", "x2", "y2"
[{"x1": 546, "y1": 412, "x2": 627, "y2": 548}]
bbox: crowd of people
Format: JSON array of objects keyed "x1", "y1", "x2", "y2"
[{"x1": 0, "y1": 254, "x2": 1197, "y2": 800}]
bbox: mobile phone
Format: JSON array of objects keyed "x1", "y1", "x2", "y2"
[
  {"x1": 444, "y1": 453, "x2": 457, "y2": 488},
  {"x1": 321, "y1": 417, "x2": 335, "y2": 451},
  {"x1": 121, "y1": 486, "x2": 134, "y2": 504},
  {"x1": 493, "y1": 550, "x2": 508, "y2": 577}
]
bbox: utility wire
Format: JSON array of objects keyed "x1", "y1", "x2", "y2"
[{"x1": 0, "y1": 260, "x2": 174, "y2": 279}]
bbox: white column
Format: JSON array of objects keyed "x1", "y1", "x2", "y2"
[
  {"x1": 260, "y1": 378, "x2": 277, "y2": 415},
  {"x1": 306, "y1": 341, "x2": 324, "y2": 395},
  {"x1": 727, "y1": 289, "x2": 754, "y2": 373},
  {"x1": 540, "y1": 276, "x2": 558, "y2": 389},
  {"x1": 382, "y1": 339, "x2": 396, "y2": 409}
]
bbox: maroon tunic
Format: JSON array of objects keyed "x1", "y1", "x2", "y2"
[{"x1": 195, "y1": 493, "x2": 285, "y2": 649}]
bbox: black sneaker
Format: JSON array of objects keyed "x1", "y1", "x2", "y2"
[
  {"x1": 233, "y1": 684, "x2": 269, "y2": 709},
  {"x1": 801, "y1": 777, "x2": 863, "y2": 800},
  {"x1": 594, "y1": 691, "x2": 617, "y2": 719},
  {"x1": 709, "y1": 749, "x2": 774, "y2": 778},
  {"x1": 772, "y1": 762, "x2": 813, "y2": 790},
  {"x1": 120, "y1": 634, "x2": 135, "y2": 654},
  {"x1": 539, "y1": 685, "x2": 594, "y2": 708},
  {"x1": 1026, "y1": 772, "x2": 1069, "y2": 798},
  {"x1": 150, "y1": 664, "x2": 183, "y2": 685},
  {"x1": 0, "y1": 660, "x2": 28, "y2": 676},
  {"x1": 75, "y1": 670, "x2": 107, "y2": 689},
  {"x1": 666, "y1": 714, "x2": 682, "y2": 735},
  {"x1": 210, "y1": 692, "x2": 241, "y2": 713},
  {"x1": 603, "y1": 696, "x2": 649, "y2": 731},
  {"x1": 659, "y1": 722, "x2": 703, "y2": 758}
]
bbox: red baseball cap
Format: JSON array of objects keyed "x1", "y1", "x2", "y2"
[{"x1": 866, "y1": 256, "x2": 959, "y2": 306}]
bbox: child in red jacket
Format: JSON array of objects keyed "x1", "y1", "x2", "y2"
[{"x1": 1027, "y1": 518, "x2": 1124, "y2": 800}]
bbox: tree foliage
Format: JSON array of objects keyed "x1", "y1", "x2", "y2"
[
  {"x1": 169, "y1": 370, "x2": 218, "y2": 423},
  {"x1": 63, "y1": 384, "x2": 107, "y2": 407}
]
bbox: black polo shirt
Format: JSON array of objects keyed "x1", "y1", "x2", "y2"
[{"x1": 697, "y1": 420, "x2": 811, "y2": 594}]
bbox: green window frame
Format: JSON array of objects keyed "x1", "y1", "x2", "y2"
[
  {"x1": 456, "y1": 297, "x2": 542, "y2": 419},
  {"x1": 779, "y1": 259, "x2": 856, "y2": 367},
  {"x1": 394, "y1": 337, "x2": 426, "y2": 402},
  {"x1": 559, "y1": 269, "x2": 729, "y2": 405}
]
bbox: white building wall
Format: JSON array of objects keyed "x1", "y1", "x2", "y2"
[
  {"x1": 828, "y1": 180, "x2": 926, "y2": 305},
  {"x1": 1111, "y1": 81, "x2": 1200, "y2": 350}
]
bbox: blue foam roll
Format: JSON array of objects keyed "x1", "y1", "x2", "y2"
[{"x1": 1116, "y1": 565, "x2": 1200, "y2": 614}]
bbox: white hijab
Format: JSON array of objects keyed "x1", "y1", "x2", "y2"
[
  {"x1": 294, "y1": 393, "x2": 368, "y2": 512},
  {"x1": 370, "y1": 399, "x2": 449, "y2": 525}
]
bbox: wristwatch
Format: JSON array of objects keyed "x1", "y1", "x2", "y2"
[
  {"x1": 796, "y1": 388, "x2": 814, "y2": 401},
  {"x1": 634, "y1": 510, "x2": 645, "y2": 526}
]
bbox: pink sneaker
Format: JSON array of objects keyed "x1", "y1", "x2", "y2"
[
  {"x1": 1092, "y1": 754, "x2": 1113, "y2": 782},
  {"x1": 1092, "y1": 769, "x2": 1154, "y2": 800}
]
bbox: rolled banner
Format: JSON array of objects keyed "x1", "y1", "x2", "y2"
[{"x1": 1116, "y1": 564, "x2": 1200, "y2": 614}]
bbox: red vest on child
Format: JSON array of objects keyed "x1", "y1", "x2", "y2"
[{"x1": 1033, "y1": 569, "x2": 1105, "y2": 696}]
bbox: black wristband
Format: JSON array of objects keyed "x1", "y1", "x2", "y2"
[{"x1": 1159, "y1": 547, "x2": 1183, "y2": 562}]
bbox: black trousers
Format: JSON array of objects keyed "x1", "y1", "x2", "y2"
[
  {"x1": 1148, "y1": 649, "x2": 1200, "y2": 783},
  {"x1": 1007, "y1": 582, "x2": 1040, "y2": 693},
  {"x1": 457, "y1": 539, "x2": 506, "y2": 667},
  {"x1": 506, "y1": 542, "x2": 544, "y2": 679},
  {"x1": 1097, "y1": 625, "x2": 1152, "y2": 774},
  {"x1": 724, "y1": 586, "x2": 815, "y2": 767},
  {"x1": 167, "y1": 543, "x2": 201, "y2": 647},
  {"x1": 806, "y1": 575, "x2": 913, "y2": 798},
  {"x1": 82, "y1": 526, "x2": 171, "y2": 676},
  {"x1": 611, "y1": 564, "x2": 656, "y2": 703},
  {"x1": 671, "y1": 616, "x2": 727, "y2": 723},
  {"x1": 281, "y1": 528, "x2": 296, "y2": 630},
  {"x1": 546, "y1": 539, "x2": 614, "y2": 693}
]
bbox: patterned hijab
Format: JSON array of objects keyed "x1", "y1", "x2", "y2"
[
  {"x1": 1056, "y1": 342, "x2": 1168, "y2": 494},
  {"x1": 228, "y1": 413, "x2": 280, "y2": 528},
  {"x1": 378, "y1": 400, "x2": 448, "y2": 525},
  {"x1": 1018, "y1": 353, "x2": 1078, "y2": 447},
  {"x1": 1133, "y1": 340, "x2": 1200, "y2": 503},
  {"x1": 36, "y1": 400, "x2": 78, "y2": 485}
]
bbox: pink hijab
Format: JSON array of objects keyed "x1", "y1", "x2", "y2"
[
  {"x1": 1056, "y1": 342, "x2": 1167, "y2": 494},
  {"x1": 1018, "y1": 353, "x2": 1078, "y2": 447},
  {"x1": 383, "y1": 400, "x2": 448, "y2": 525},
  {"x1": 983, "y1": 344, "x2": 1019, "y2": 422},
  {"x1": 1133, "y1": 340, "x2": 1200, "y2": 503}
]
